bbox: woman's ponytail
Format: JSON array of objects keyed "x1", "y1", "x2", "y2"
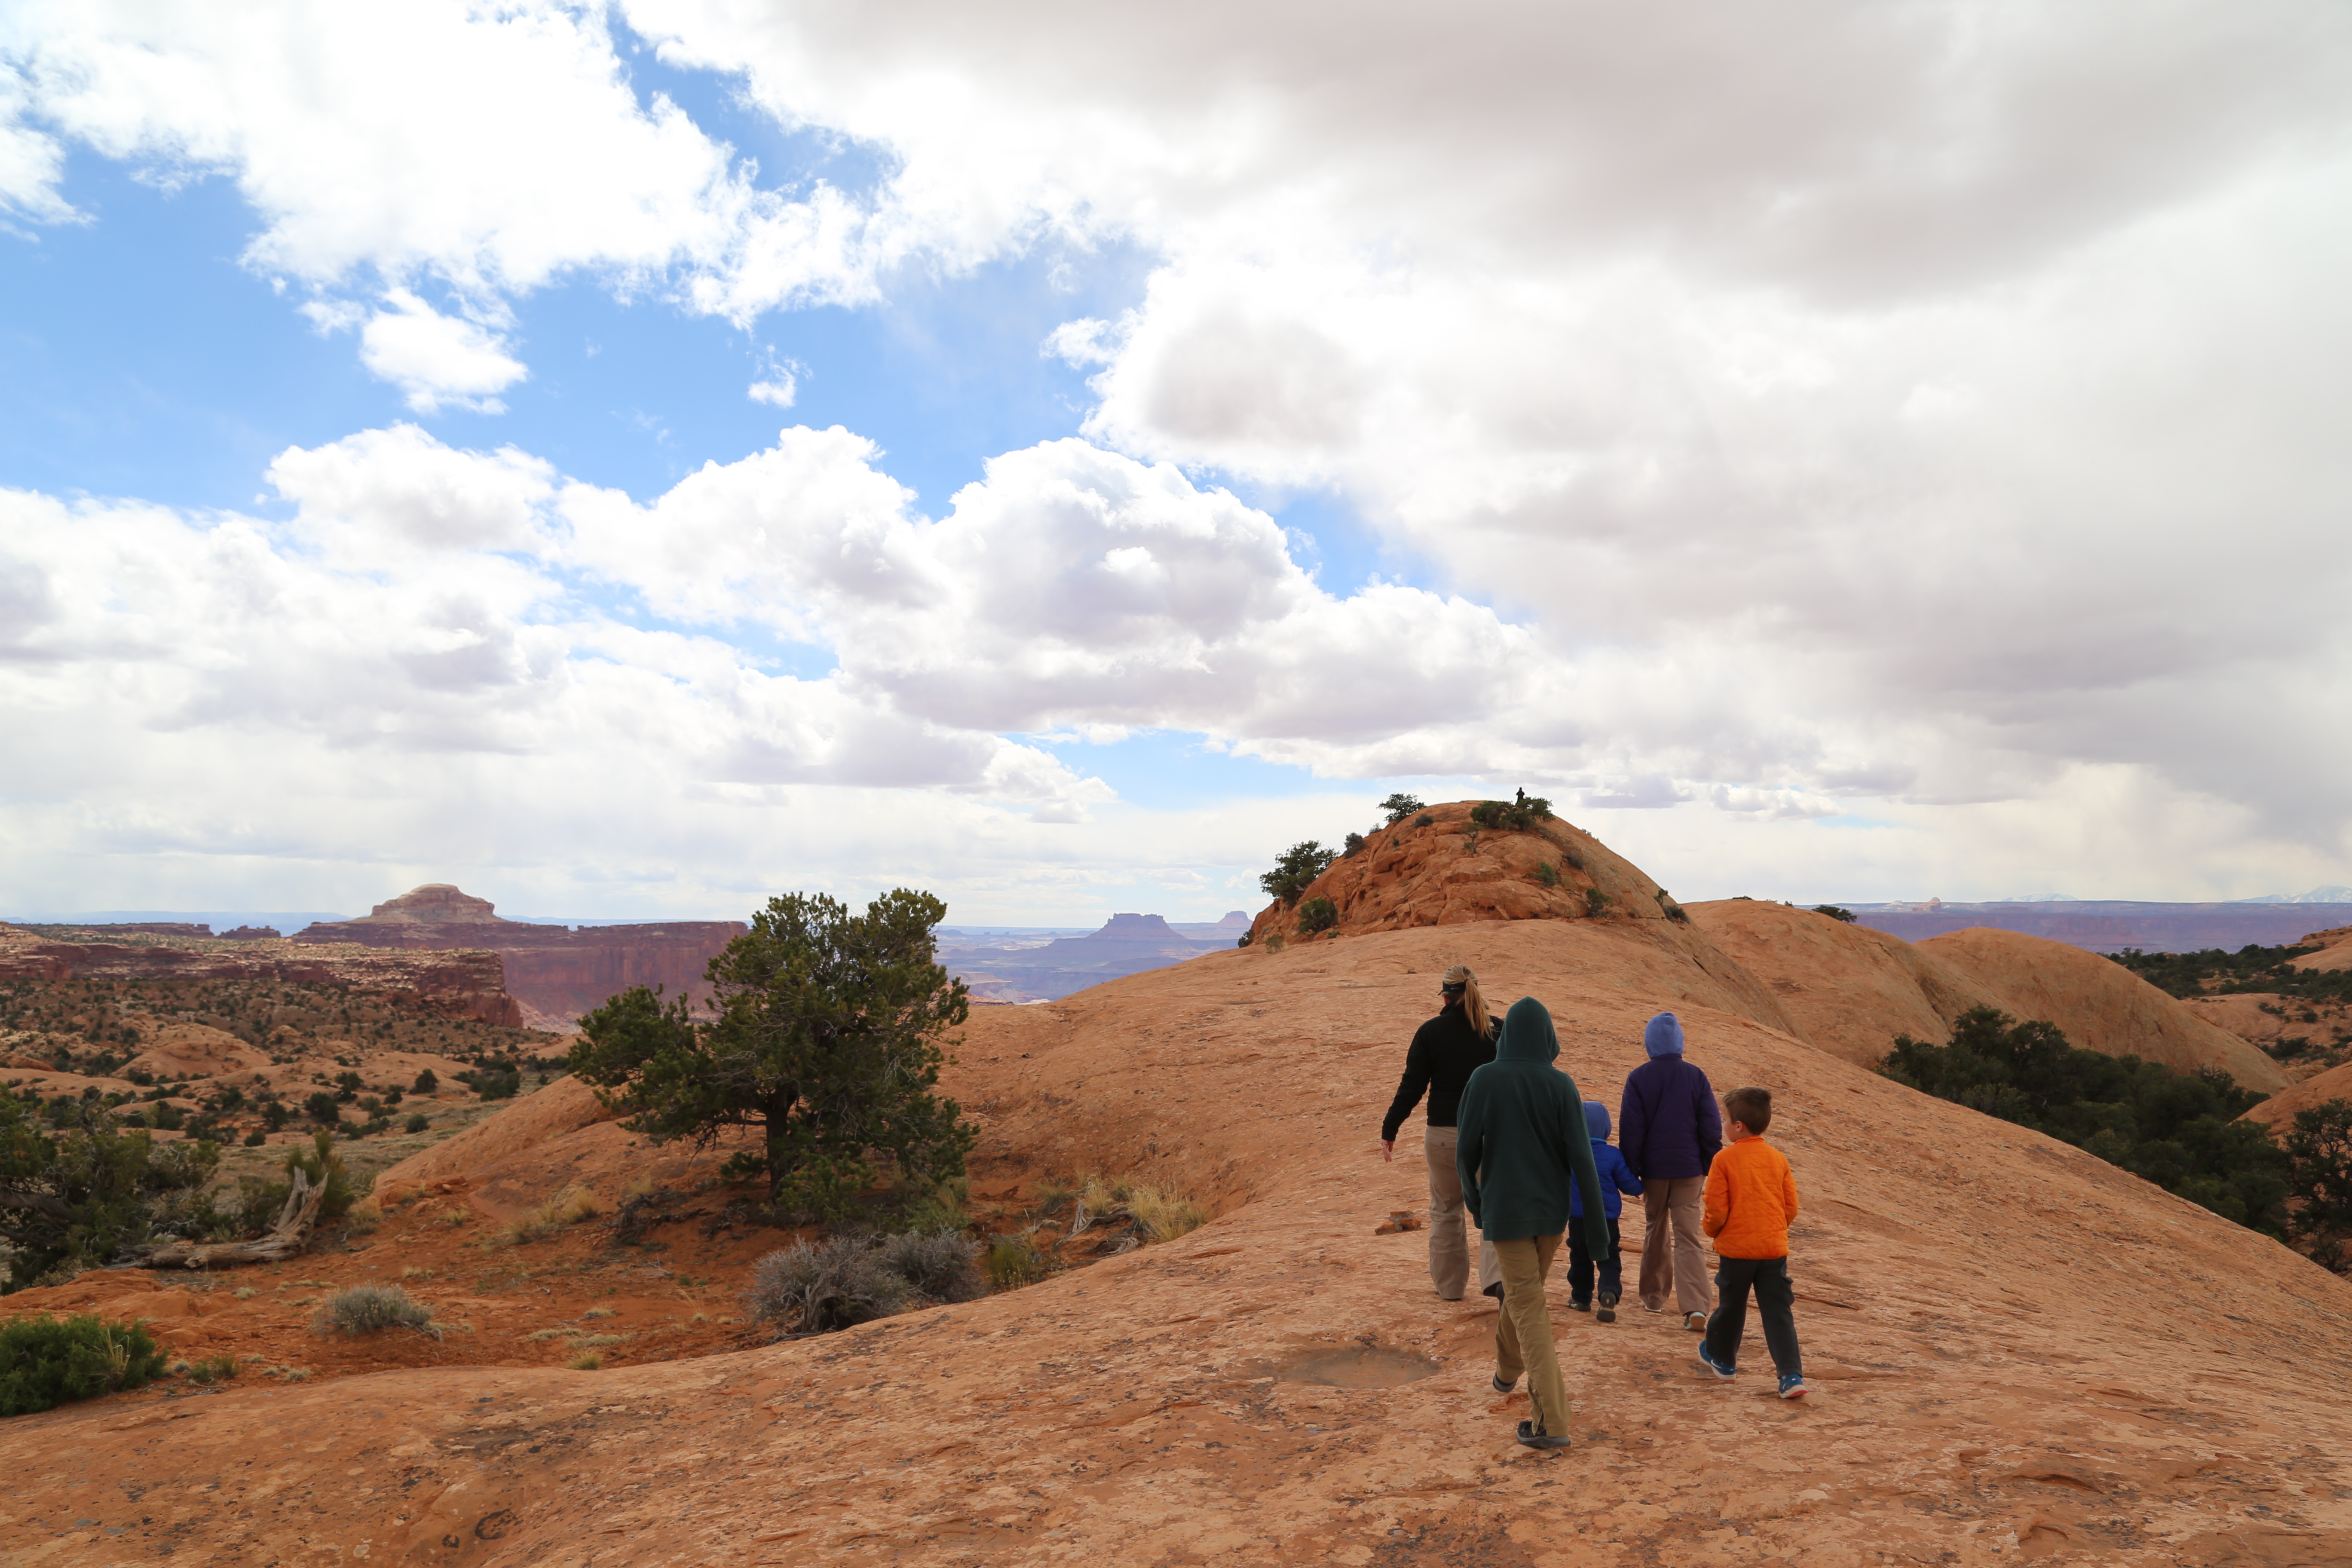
[{"x1": 1443, "y1": 964, "x2": 1490, "y2": 1038}]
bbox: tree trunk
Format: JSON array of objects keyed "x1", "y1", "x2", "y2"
[{"x1": 122, "y1": 1167, "x2": 330, "y2": 1269}]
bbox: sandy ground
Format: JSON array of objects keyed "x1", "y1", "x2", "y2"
[{"x1": 0, "y1": 916, "x2": 2346, "y2": 1565}]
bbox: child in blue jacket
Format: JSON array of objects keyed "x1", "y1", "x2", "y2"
[{"x1": 1568, "y1": 1100, "x2": 1644, "y2": 1322}]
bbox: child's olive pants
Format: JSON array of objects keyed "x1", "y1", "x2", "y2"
[{"x1": 1492, "y1": 1232, "x2": 1570, "y2": 1436}]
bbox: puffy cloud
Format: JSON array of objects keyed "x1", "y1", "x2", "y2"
[{"x1": 349, "y1": 292, "x2": 530, "y2": 413}]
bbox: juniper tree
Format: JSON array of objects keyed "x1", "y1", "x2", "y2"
[{"x1": 570, "y1": 890, "x2": 976, "y2": 1219}]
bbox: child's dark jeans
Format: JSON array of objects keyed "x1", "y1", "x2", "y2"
[
  {"x1": 1702, "y1": 1255, "x2": 1802, "y2": 1375},
  {"x1": 1565, "y1": 1215, "x2": 1622, "y2": 1304}
]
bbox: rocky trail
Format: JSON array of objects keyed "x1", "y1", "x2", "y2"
[{"x1": 3, "y1": 914, "x2": 2348, "y2": 1565}]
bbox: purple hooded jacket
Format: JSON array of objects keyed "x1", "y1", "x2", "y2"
[{"x1": 1617, "y1": 1012, "x2": 1723, "y2": 1182}]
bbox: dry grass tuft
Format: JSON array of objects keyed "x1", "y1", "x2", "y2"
[
  {"x1": 310, "y1": 1284, "x2": 440, "y2": 1339},
  {"x1": 567, "y1": 1351, "x2": 603, "y2": 1370},
  {"x1": 501, "y1": 1185, "x2": 600, "y2": 1245}
]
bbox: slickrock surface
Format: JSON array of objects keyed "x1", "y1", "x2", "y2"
[
  {"x1": 2238, "y1": 1058, "x2": 2352, "y2": 1133},
  {"x1": 6, "y1": 917, "x2": 2348, "y2": 1565},
  {"x1": 2291, "y1": 927, "x2": 2352, "y2": 972},
  {"x1": 1918, "y1": 928, "x2": 2288, "y2": 1092},
  {"x1": 1682, "y1": 900, "x2": 1996, "y2": 1066},
  {"x1": 1247, "y1": 802, "x2": 1697, "y2": 945}
]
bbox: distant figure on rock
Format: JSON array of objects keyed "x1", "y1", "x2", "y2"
[
  {"x1": 1694, "y1": 1086, "x2": 1807, "y2": 1400},
  {"x1": 1381, "y1": 964, "x2": 1502, "y2": 1300},
  {"x1": 1565, "y1": 1100, "x2": 1643, "y2": 1322},
  {"x1": 1457, "y1": 996, "x2": 1613, "y2": 1452},
  {"x1": 1619, "y1": 1011, "x2": 1723, "y2": 1332}
]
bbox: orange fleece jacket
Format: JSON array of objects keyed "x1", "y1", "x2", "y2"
[{"x1": 1702, "y1": 1133, "x2": 1798, "y2": 1259}]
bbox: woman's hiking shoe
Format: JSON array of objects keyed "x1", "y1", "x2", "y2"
[
  {"x1": 1515, "y1": 1421, "x2": 1574, "y2": 1451},
  {"x1": 1778, "y1": 1373, "x2": 1808, "y2": 1400},
  {"x1": 1567, "y1": 1297, "x2": 1591, "y2": 1313},
  {"x1": 1684, "y1": 1311, "x2": 1709, "y2": 1333},
  {"x1": 1695, "y1": 1346, "x2": 1736, "y2": 1379},
  {"x1": 1596, "y1": 1290, "x2": 1619, "y2": 1324},
  {"x1": 1492, "y1": 1373, "x2": 1517, "y2": 1394}
]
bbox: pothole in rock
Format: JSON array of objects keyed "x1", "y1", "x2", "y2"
[{"x1": 1262, "y1": 1344, "x2": 1443, "y2": 1389}]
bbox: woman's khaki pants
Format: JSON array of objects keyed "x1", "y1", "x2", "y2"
[{"x1": 1422, "y1": 1124, "x2": 1501, "y2": 1300}]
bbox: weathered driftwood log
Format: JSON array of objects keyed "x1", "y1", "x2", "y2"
[{"x1": 131, "y1": 1167, "x2": 329, "y2": 1269}]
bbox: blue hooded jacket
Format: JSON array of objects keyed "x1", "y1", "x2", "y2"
[
  {"x1": 1569, "y1": 1101, "x2": 1644, "y2": 1220},
  {"x1": 1456, "y1": 997, "x2": 1613, "y2": 1258},
  {"x1": 1617, "y1": 1011, "x2": 1723, "y2": 1182}
]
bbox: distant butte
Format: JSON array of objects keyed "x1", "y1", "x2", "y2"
[{"x1": 294, "y1": 885, "x2": 745, "y2": 1029}]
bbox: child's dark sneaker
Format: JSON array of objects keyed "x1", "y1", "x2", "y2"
[
  {"x1": 1695, "y1": 1345, "x2": 1736, "y2": 1379},
  {"x1": 1778, "y1": 1373, "x2": 1808, "y2": 1400},
  {"x1": 1515, "y1": 1420, "x2": 1574, "y2": 1451},
  {"x1": 1567, "y1": 1297, "x2": 1591, "y2": 1313},
  {"x1": 1597, "y1": 1289, "x2": 1619, "y2": 1324}
]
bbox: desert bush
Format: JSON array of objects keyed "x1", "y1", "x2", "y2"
[
  {"x1": 304, "y1": 1092, "x2": 341, "y2": 1126},
  {"x1": 573, "y1": 890, "x2": 977, "y2": 1222},
  {"x1": 1262, "y1": 931, "x2": 1286, "y2": 953},
  {"x1": 567, "y1": 1351, "x2": 603, "y2": 1370},
  {"x1": 745, "y1": 1236, "x2": 911, "y2": 1334},
  {"x1": 1534, "y1": 862, "x2": 1559, "y2": 888},
  {"x1": 1882, "y1": 1007, "x2": 2291, "y2": 1234},
  {"x1": 1296, "y1": 897, "x2": 1338, "y2": 935},
  {"x1": 404, "y1": 1114, "x2": 430, "y2": 1133},
  {"x1": 1585, "y1": 889, "x2": 1611, "y2": 916},
  {"x1": 1813, "y1": 905, "x2": 1859, "y2": 924},
  {"x1": 0, "y1": 1090, "x2": 220, "y2": 1287},
  {"x1": 1342, "y1": 831, "x2": 1366, "y2": 858},
  {"x1": 1414, "y1": 813, "x2": 1433, "y2": 827},
  {"x1": 983, "y1": 1236, "x2": 1045, "y2": 1289},
  {"x1": 234, "y1": 1131, "x2": 362, "y2": 1238},
  {"x1": 875, "y1": 1230, "x2": 986, "y2": 1302},
  {"x1": 311, "y1": 1284, "x2": 438, "y2": 1338},
  {"x1": 242, "y1": 1128, "x2": 267, "y2": 1148},
  {"x1": 184, "y1": 1354, "x2": 237, "y2": 1384},
  {"x1": 2284, "y1": 1099, "x2": 2352, "y2": 1273},
  {"x1": 2110, "y1": 943, "x2": 2352, "y2": 1005},
  {"x1": 0, "y1": 1313, "x2": 168, "y2": 1415},
  {"x1": 411, "y1": 1069, "x2": 438, "y2": 1094},
  {"x1": 1070, "y1": 1174, "x2": 1206, "y2": 1245},
  {"x1": 1258, "y1": 842, "x2": 1338, "y2": 906},
  {"x1": 1380, "y1": 793, "x2": 1424, "y2": 824},
  {"x1": 503, "y1": 1185, "x2": 599, "y2": 1244},
  {"x1": 1469, "y1": 796, "x2": 1553, "y2": 833}
]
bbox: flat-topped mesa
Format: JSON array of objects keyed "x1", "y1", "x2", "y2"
[
  {"x1": 294, "y1": 885, "x2": 747, "y2": 1029},
  {"x1": 1248, "y1": 799, "x2": 1688, "y2": 946},
  {"x1": 1086, "y1": 913, "x2": 1194, "y2": 945}
]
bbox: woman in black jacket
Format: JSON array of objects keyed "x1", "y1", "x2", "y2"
[{"x1": 1381, "y1": 964, "x2": 1503, "y2": 1299}]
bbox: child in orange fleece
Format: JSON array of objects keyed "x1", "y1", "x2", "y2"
[{"x1": 1693, "y1": 1086, "x2": 1806, "y2": 1400}]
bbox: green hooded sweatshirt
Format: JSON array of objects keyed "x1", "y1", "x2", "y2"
[{"x1": 1456, "y1": 996, "x2": 1613, "y2": 1257}]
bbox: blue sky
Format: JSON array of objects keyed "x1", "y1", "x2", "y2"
[{"x1": 4, "y1": 4, "x2": 2350, "y2": 922}]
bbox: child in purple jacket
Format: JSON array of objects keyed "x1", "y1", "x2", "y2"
[{"x1": 1567, "y1": 1100, "x2": 1644, "y2": 1323}]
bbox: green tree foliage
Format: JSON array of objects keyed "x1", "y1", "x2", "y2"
[
  {"x1": 1259, "y1": 841, "x2": 1338, "y2": 906},
  {"x1": 0, "y1": 1313, "x2": 167, "y2": 1415},
  {"x1": 1296, "y1": 896, "x2": 1338, "y2": 934},
  {"x1": 1880, "y1": 1007, "x2": 2291, "y2": 1232},
  {"x1": 1813, "y1": 905, "x2": 1858, "y2": 924},
  {"x1": 1379, "y1": 793, "x2": 1425, "y2": 824},
  {"x1": 570, "y1": 891, "x2": 978, "y2": 1220},
  {"x1": 2283, "y1": 1099, "x2": 2352, "y2": 1273},
  {"x1": 1469, "y1": 797, "x2": 1553, "y2": 832},
  {"x1": 0, "y1": 1091, "x2": 219, "y2": 1289},
  {"x1": 2110, "y1": 944, "x2": 2352, "y2": 1005}
]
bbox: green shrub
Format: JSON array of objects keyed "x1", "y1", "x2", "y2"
[
  {"x1": 983, "y1": 1236, "x2": 1045, "y2": 1289},
  {"x1": 874, "y1": 1230, "x2": 985, "y2": 1303},
  {"x1": 1258, "y1": 842, "x2": 1338, "y2": 905},
  {"x1": 2110, "y1": 943, "x2": 2352, "y2": 1005},
  {"x1": 404, "y1": 1114, "x2": 430, "y2": 1134},
  {"x1": 311, "y1": 1284, "x2": 438, "y2": 1338},
  {"x1": 1813, "y1": 905, "x2": 1859, "y2": 924},
  {"x1": 0, "y1": 1091, "x2": 220, "y2": 1288},
  {"x1": 304, "y1": 1091, "x2": 341, "y2": 1125},
  {"x1": 1881, "y1": 1007, "x2": 2291, "y2": 1234},
  {"x1": 1534, "y1": 863, "x2": 1559, "y2": 888},
  {"x1": 1379, "y1": 793, "x2": 1424, "y2": 824},
  {"x1": 1414, "y1": 813, "x2": 1433, "y2": 827},
  {"x1": 1296, "y1": 897, "x2": 1338, "y2": 934},
  {"x1": 411, "y1": 1069, "x2": 438, "y2": 1094},
  {"x1": 1585, "y1": 889, "x2": 1611, "y2": 916},
  {"x1": 2284, "y1": 1099, "x2": 2352, "y2": 1273},
  {"x1": 184, "y1": 1354, "x2": 237, "y2": 1385},
  {"x1": 0, "y1": 1314, "x2": 168, "y2": 1415},
  {"x1": 242, "y1": 1128, "x2": 267, "y2": 1148},
  {"x1": 1469, "y1": 796, "x2": 1553, "y2": 833},
  {"x1": 1342, "y1": 832, "x2": 1366, "y2": 858}
]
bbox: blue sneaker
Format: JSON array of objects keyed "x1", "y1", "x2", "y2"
[
  {"x1": 1778, "y1": 1373, "x2": 1808, "y2": 1400},
  {"x1": 1695, "y1": 1345, "x2": 1736, "y2": 1380}
]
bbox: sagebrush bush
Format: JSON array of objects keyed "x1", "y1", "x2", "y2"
[
  {"x1": 745, "y1": 1237, "x2": 910, "y2": 1334},
  {"x1": 1296, "y1": 897, "x2": 1338, "y2": 934},
  {"x1": 0, "y1": 1314, "x2": 168, "y2": 1415},
  {"x1": 875, "y1": 1230, "x2": 985, "y2": 1303},
  {"x1": 310, "y1": 1284, "x2": 438, "y2": 1338},
  {"x1": 1586, "y1": 889, "x2": 1611, "y2": 916}
]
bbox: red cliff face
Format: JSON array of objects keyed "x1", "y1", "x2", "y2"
[
  {"x1": 291, "y1": 887, "x2": 745, "y2": 1028},
  {"x1": 0, "y1": 925, "x2": 523, "y2": 1026}
]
